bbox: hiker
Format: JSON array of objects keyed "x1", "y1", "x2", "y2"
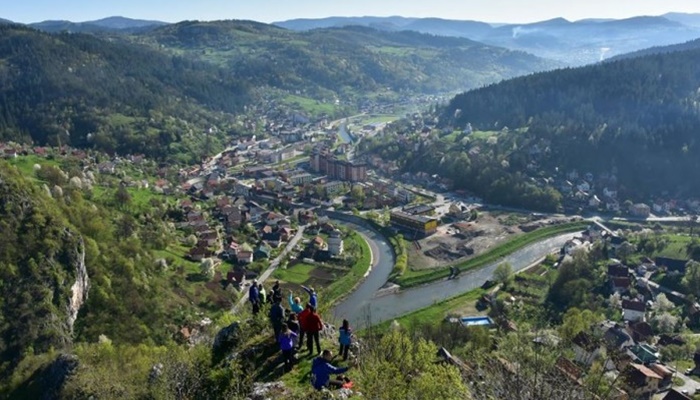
[
  {"x1": 338, "y1": 319, "x2": 353, "y2": 361},
  {"x1": 301, "y1": 285, "x2": 318, "y2": 309},
  {"x1": 287, "y1": 313, "x2": 300, "y2": 350},
  {"x1": 298, "y1": 303, "x2": 312, "y2": 350},
  {"x1": 305, "y1": 306, "x2": 323, "y2": 355},
  {"x1": 269, "y1": 297, "x2": 286, "y2": 341},
  {"x1": 270, "y1": 280, "x2": 283, "y2": 304},
  {"x1": 288, "y1": 290, "x2": 304, "y2": 314},
  {"x1": 258, "y1": 283, "x2": 267, "y2": 305},
  {"x1": 249, "y1": 280, "x2": 260, "y2": 315},
  {"x1": 311, "y1": 350, "x2": 349, "y2": 391},
  {"x1": 278, "y1": 326, "x2": 298, "y2": 372}
]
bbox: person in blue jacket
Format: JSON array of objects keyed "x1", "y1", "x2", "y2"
[
  {"x1": 311, "y1": 350, "x2": 349, "y2": 391},
  {"x1": 288, "y1": 290, "x2": 304, "y2": 314},
  {"x1": 338, "y1": 319, "x2": 353, "y2": 361},
  {"x1": 301, "y1": 285, "x2": 318, "y2": 309}
]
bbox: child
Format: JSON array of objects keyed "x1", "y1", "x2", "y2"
[{"x1": 338, "y1": 319, "x2": 353, "y2": 361}]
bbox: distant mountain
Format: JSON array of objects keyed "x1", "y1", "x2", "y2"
[
  {"x1": 0, "y1": 18, "x2": 13, "y2": 25},
  {"x1": 85, "y1": 16, "x2": 167, "y2": 30},
  {"x1": 0, "y1": 25, "x2": 251, "y2": 161},
  {"x1": 276, "y1": 15, "x2": 700, "y2": 65},
  {"x1": 664, "y1": 12, "x2": 700, "y2": 28},
  {"x1": 440, "y1": 46, "x2": 700, "y2": 198},
  {"x1": 132, "y1": 20, "x2": 559, "y2": 99},
  {"x1": 608, "y1": 37, "x2": 700, "y2": 61},
  {"x1": 29, "y1": 16, "x2": 167, "y2": 33}
]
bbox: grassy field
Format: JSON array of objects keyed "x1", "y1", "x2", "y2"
[
  {"x1": 396, "y1": 221, "x2": 588, "y2": 288},
  {"x1": 655, "y1": 234, "x2": 694, "y2": 259},
  {"x1": 375, "y1": 288, "x2": 487, "y2": 332},
  {"x1": 7, "y1": 155, "x2": 59, "y2": 177},
  {"x1": 282, "y1": 94, "x2": 337, "y2": 116},
  {"x1": 273, "y1": 263, "x2": 316, "y2": 285}
]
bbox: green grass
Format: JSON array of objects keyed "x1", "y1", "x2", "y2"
[
  {"x1": 321, "y1": 233, "x2": 372, "y2": 309},
  {"x1": 396, "y1": 221, "x2": 588, "y2": 288},
  {"x1": 7, "y1": 155, "x2": 59, "y2": 177},
  {"x1": 655, "y1": 234, "x2": 693, "y2": 259},
  {"x1": 282, "y1": 94, "x2": 336, "y2": 116},
  {"x1": 375, "y1": 288, "x2": 486, "y2": 332},
  {"x1": 273, "y1": 263, "x2": 316, "y2": 285}
]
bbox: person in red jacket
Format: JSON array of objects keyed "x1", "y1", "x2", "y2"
[
  {"x1": 297, "y1": 303, "x2": 312, "y2": 350},
  {"x1": 305, "y1": 306, "x2": 324, "y2": 355}
]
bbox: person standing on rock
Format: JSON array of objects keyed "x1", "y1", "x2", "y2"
[
  {"x1": 301, "y1": 285, "x2": 318, "y2": 309},
  {"x1": 269, "y1": 296, "x2": 286, "y2": 341},
  {"x1": 287, "y1": 313, "x2": 300, "y2": 350},
  {"x1": 338, "y1": 319, "x2": 353, "y2": 361},
  {"x1": 271, "y1": 280, "x2": 283, "y2": 304},
  {"x1": 249, "y1": 280, "x2": 260, "y2": 315},
  {"x1": 305, "y1": 306, "x2": 323, "y2": 355},
  {"x1": 258, "y1": 283, "x2": 267, "y2": 305},
  {"x1": 298, "y1": 303, "x2": 312, "y2": 350},
  {"x1": 288, "y1": 290, "x2": 304, "y2": 314},
  {"x1": 278, "y1": 326, "x2": 298, "y2": 372}
]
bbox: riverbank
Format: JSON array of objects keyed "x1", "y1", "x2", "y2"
[{"x1": 395, "y1": 220, "x2": 588, "y2": 288}]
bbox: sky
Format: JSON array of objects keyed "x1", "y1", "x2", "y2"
[{"x1": 4, "y1": 0, "x2": 700, "y2": 24}]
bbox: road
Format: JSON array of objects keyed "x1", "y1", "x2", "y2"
[
  {"x1": 332, "y1": 222, "x2": 578, "y2": 328},
  {"x1": 233, "y1": 225, "x2": 307, "y2": 311}
]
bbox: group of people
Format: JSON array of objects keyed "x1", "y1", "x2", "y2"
[
  {"x1": 248, "y1": 279, "x2": 284, "y2": 315},
  {"x1": 248, "y1": 279, "x2": 354, "y2": 390}
]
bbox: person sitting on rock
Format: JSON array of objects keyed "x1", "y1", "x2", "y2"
[
  {"x1": 311, "y1": 350, "x2": 349, "y2": 391},
  {"x1": 301, "y1": 285, "x2": 318, "y2": 309}
]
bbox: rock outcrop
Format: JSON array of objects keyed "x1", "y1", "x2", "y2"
[{"x1": 66, "y1": 231, "x2": 89, "y2": 334}]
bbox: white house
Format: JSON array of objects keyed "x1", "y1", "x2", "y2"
[
  {"x1": 328, "y1": 230, "x2": 344, "y2": 257},
  {"x1": 622, "y1": 299, "x2": 646, "y2": 322}
]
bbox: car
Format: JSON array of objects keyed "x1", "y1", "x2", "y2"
[
  {"x1": 682, "y1": 389, "x2": 689, "y2": 395},
  {"x1": 687, "y1": 367, "x2": 694, "y2": 374}
]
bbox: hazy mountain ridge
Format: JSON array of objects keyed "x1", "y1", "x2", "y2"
[
  {"x1": 276, "y1": 14, "x2": 700, "y2": 65},
  {"x1": 130, "y1": 20, "x2": 559, "y2": 99},
  {"x1": 23, "y1": 16, "x2": 168, "y2": 33}
]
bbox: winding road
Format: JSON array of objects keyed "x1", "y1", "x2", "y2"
[{"x1": 332, "y1": 222, "x2": 579, "y2": 328}]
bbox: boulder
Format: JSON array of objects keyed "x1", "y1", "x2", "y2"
[
  {"x1": 212, "y1": 322, "x2": 240, "y2": 357},
  {"x1": 245, "y1": 381, "x2": 291, "y2": 400}
]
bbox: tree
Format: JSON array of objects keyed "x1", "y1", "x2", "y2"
[
  {"x1": 350, "y1": 184, "x2": 365, "y2": 203},
  {"x1": 114, "y1": 185, "x2": 132, "y2": 209},
  {"x1": 200, "y1": 258, "x2": 216, "y2": 279},
  {"x1": 653, "y1": 293, "x2": 674, "y2": 312},
  {"x1": 493, "y1": 263, "x2": 513, "y2": 287},
  {"x1": 683, "y1": 260, "x2": 700, "y2": 297},
  {"x1": 652, "y1": 312, "x2": 679, "y2": 334},
  {"x1": 559, "y1": 308, "x2": 601, "y2": 342},
  {"x1": 615, "y1": 242, "x2": 635, "y2": 262}
]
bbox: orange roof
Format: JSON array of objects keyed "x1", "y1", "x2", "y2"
[{"x1": 629, "y1": 363, "x2": 662, "y2": 380}]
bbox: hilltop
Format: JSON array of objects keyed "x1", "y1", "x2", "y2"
[
  {"x1": 276, "y1": 14, "x2": 700, "y2": 65},
  {"x1": 129, "y1": 20, "x2": 558, "y2": 99},
  {"x1": 0, "y1": 25, "x2": 251, "y2": 162},
  {"x1": 438, "y1": 45, "x2": 700, "y2": 200}
]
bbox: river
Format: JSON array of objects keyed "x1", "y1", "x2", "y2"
[{"x1": 332, "y1": 223, "x2": 578, "y2": 328}]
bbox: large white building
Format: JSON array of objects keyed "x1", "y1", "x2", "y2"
[{"x1": 328, "y1": 230, "x2": 344, "y2": 257}]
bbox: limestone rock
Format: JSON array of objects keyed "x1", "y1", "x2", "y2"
[{"x1": 245, "y1": 381, "x2": 291, "y2": 400}]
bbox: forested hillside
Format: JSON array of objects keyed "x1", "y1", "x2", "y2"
[
  {"x1": 0, "y1": 160, "x2": 202, "y2": 379},
  {"x1": 0, "y1": 25, "x2": 250, "y2": 162},
  {"x1": 440, "y1": 47, "x2": 700, "y2": 198},
  {"x1": 132, "y1": 21, "x2": 558, "y2": 99}
]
